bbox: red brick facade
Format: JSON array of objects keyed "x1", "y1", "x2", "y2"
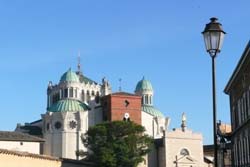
[{"x1": 101, "y1": 92, "x2": 142, "y2": 125}]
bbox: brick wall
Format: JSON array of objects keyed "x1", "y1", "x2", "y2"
[{"x1": 102, "y1": 92, "x2": 142, "y2": 125}]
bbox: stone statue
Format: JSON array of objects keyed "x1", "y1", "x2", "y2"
[
  {"x1": 181, "y1": 112, "x2": 187, "y2": 132},
  {"x1": 182, "y1": 112, "x2": 186, "y2": 122}
]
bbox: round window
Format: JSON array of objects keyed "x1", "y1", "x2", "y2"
[
  {"x1": 180, "y1": 148, "x2": 189, "y2": 156},
  {"x1": 54, "y1": 121, "x2": 62, "y2": 129},
  {"x1": 69, "y1": 120, "x2": 77, "y2": 129}
]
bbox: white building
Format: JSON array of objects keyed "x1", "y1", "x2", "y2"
[
  {"x1": 16, "y1": 64, "x2": 205, "y2": 166},
  {"x1": 42, "y1": 68, "x2": 111, "y2": 159},
  {"x1": 135, "y1": 77, "x2": 166, "y2": 139},
  {"x1": 0, "y1": 131, "x2": 44, "y2": 154},
  {"x1": 162, "y1": 114, "x2": 204, "y2": 167}
]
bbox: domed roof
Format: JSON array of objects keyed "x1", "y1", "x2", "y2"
[
  {"x1": 48, "y1": 99, "x2": 89, "y2": 112},
  {"x1": 60, "y1": 68, "x2": 80, "y2": 83},
  {"x1": 142, "y1": 105, "x2": 164, "y2": 117},
  {"x1": 135, "y1": 77, "x2": 153, "y2": 92}
]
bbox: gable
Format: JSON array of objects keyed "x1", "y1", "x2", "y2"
[{"x1": 174, "y1": 155, "x2": 197, "y2": 165}]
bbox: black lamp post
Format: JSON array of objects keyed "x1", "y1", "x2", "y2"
[{"x1": 202, "y1": 17, "x2": 226, "y2": 167}]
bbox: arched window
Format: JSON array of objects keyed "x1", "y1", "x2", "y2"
[
  {"x1": 64, "y1": 88, "x2": 68, "y2": 98},
  {"x1": 59, "y1": 89, "x2": 62, "y2": 99},
  {"x1": 180, "y1": 148, "x2": 190, "y2": 156},
  {"x1": 52, "y1": 92, "x2": 60, "y2": 104},
  {"x1": 91, "y1": 90, "x2": 95, "y2": 96},
  {"x1": 81, "y1": 90, "x2": 85, "y2": 101},
  {"x1": 69, "y1": 87, "x2": 74, "y2": 97},
  {"x1": 52, "y1": 94, "x2": 56, "y2": 104},
  {"x1": 95, "y1": 91, "x2": 100, "y2": 103},
  {"x1": 87, "y1": 90, "x2": 90, "y2": 101},
  {"x1": 145, "y1": 95, "x2": 148, "y2": 104},
  {"x1": 75, "y1": 89, "x2": 78, "y2": 98}
]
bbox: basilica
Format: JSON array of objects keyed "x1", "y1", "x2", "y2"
[{"x1": 14, "y1": 63, "x2": 206, "y2": 167}]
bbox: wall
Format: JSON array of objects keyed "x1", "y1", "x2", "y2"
[
  {"x1": 141, "y1": 112, "x2": 165, "y2": 138},
  {"x1": 0, "y1": 151, "x2": 61, "y2": 167},
  {"x1": 142, "y1": 112, "x2": 154, "y2": 136},
  {"x1": 224, "y1": 43, "x2": 250, "y2": 166},
  {"x1": 42, "y1": 111, "x2": 88, "y2": 159},
  {"x1": 164, "y1": 128, "x2": 204, "y2": 167},
  {"x1": 0, "y1": 149, "x2": 95, "y2": 167},
  {"x1": 102, "y1": 93, "x2": 142, "y2": 124},
  {"x1": 0, "y1": 141, "x2": 40, "y2": 154}
]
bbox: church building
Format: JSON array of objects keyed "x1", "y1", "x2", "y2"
[{"x1": 15, "y1": 62, "x2": 206, "y2": 167}]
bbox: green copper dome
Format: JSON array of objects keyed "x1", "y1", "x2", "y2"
[
  {"x1": 142, "y1": 105, "x2": 164, "y2": 117},
  {"x1": 60, "y1": 69, "x2": 80, "y2": 83},
  {"x1": 135, "y1": 77, "x2": 153, "y2": 92},
  {"x1": 48, "y1": 99, "x2": 89, "y2": 112}
]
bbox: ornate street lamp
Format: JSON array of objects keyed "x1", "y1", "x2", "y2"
[
  {"x1": 203, "y1": 18, "x2": 226, "y2": 57},
  {"x1": 202, "y1": 17, "x2": 226, "y2": 167}
]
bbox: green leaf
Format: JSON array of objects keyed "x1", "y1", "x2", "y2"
[{"x1": 78, "y1": 121, "x2": 153, "y2": 167}]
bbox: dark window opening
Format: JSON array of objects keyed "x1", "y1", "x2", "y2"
[
  {"x1": 180, "y1": 148, "x2": 189, "y2": 156},
  {"x1": 81, "y1": 90, "x2": 85, "y2": 101},
  {"x1": 87, "y1": 91, "x2": 90, "y2": 101},
  {"x1": 55, "y1": 121, "x2": 62, "y2": 129},
  {"x1": 52, "y1": 92, "x2": 60, "y2": 104},
  {"x1": 95, "y1": 92, "x2": 100, "y2": 103},
  {"x1": 69, "y1": 88, "x2": 74, "y2": 97},
  {"x1": 64, "y1": 89, "x2": 68, "y2": 98},
  {"x1": 46, "y1": 123, "x2": 50, "y2": 130},
  {"x1": 75, "y1": 89, "x2": 77, "y2": 98}
]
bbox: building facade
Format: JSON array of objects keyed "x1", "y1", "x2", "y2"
[
  {"x1": 0, "y1": 131, "x2": 44, "y2": 154},
  {"x1": 101, "y1": 92, "x2": 142, "y2": 124},
  {"x1": 15, "y1": 62, "x2": 205, "y2": 166},
  {"x1": 160, "y1": 114, "x2": 205, "y2": 167},
  {"x1": 0, "y1": 149, "x2": 61, "y2": 167},
  {"x1": 224, "y1": 42, "x2": 250, "y2": 166},
  {"x1": 42, "y1": 68, "x2": 110, "y2": 159}
]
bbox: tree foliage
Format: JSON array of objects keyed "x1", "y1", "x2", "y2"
[{"x1": 79, "y1": 121, "x2": 153, "y2": 167}]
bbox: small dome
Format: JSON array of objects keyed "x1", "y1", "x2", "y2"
[
  {"x1": 142, "y1": 105, "x2": 164, "y2": 117},
  {"x1": 48, "y1": 99, "x2": 89, "y2": 112},
  {"x1": 135, "y1": 77, "x2": 153, "y2": 92},
  {"x1": 60, "y1": 68, "x2": 80, "y2": 83}
]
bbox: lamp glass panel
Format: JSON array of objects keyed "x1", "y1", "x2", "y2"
[
  {"x1": 210, "y1": 31, "x2": 220, "y2": 51},
  {"x1": 218, "y1": 32, "x2": 225, "y2": 51},
  {"x1": 203, "y1": 31, "x2": 211, "y2": 51}
]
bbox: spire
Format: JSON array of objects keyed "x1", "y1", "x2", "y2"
[{"x1": 77, "y1": 51, "x2": 81, "y2": 73}]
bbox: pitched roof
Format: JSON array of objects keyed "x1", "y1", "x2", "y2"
[
  {"x1": 0, "y1": 131, "x2": 44, "y2": 142},
  {"x1": 111, "y1": 92, "x2": 140, "y2": 97},
  {"x1": 0, "y1": 148, "x2": 60, "y2": 161},
  {"x1": 18, "y1": 125, "x2": 42, "y2": 137},
  {"x1": 204, "y1": 156, "x2": 214, "y2": 163},
  {"x1": 30, "y1": 119, "x2": 42, "y2": 125},
  {"x1": 224, "y1": 41, "x2": 250, "y2": 93},
  {"x1": 77, "y1": 72, "x2": 98, "y2": 85}
]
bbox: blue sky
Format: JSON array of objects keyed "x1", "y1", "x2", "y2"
[{"x1": 0, "y1": 0, "x2": 250, "y2": 144}]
